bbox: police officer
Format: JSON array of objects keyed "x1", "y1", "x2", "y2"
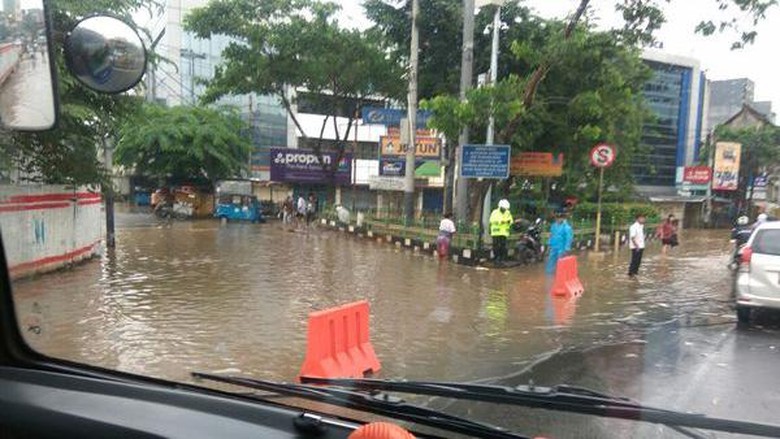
[{"x1": 490, "y1": 199, "x2": 513, "y2": 262}]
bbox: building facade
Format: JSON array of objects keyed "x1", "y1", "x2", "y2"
[
  {"x1": 707, "y1": 78, "x2": 774, "y2": 128},
  {"x1": 636, "y1": 50, "x2": 708, "y2": 195},
  {"x1": 148, "y1": 0, "x2": 291, "y2": 181}
]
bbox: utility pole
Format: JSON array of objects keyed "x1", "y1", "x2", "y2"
[
  {"x1": 455, "y1": 0, "x2": 475, "y2": 222},
  {"x1": 482, "y1": 2, "x2": 502, "y2": 239},
  {"x1": 103, "y1": 136, "x2": 115, "y2": 249},
  {"x1": 180, "y1": 48, "x2": 206, "y2": 103},
  {"x1": 403, "y1": 0, "x2": 420, "y2": 224}
]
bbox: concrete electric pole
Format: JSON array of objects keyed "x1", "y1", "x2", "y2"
[
  {"x1": 455, "y1": 0, "x2": 475, "y2": 222},
  {"x1": 403, "y1": 0, "x2": 420, "y2": 224}
]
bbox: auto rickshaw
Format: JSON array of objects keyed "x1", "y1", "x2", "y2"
[{"x1": 214, "y1": 193, "x2": 265, "y2": 223}]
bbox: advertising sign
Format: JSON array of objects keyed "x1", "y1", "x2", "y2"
[
  {"x1": 712, "y1": 142, "x2": 741, "y2": 191},
  {"x1": 361, "y1": 107, "x2": 431, "y2": 127},
  {"x1": 379, "y1": 159, "x2": 441, "y2": 177},
  {"x1": 380, "y1": 135, "x2": 441, "y2": 158},
  {"x1": 511, "y1": 152, "x2": 564, "y2": 177},
  {"x1": 270, "y1": 148, "x2": 352, "y2": 185},
  {"x1": 753, "y1": 173, "x2": 769, "y2": 188},
  {"x1": 460, "y1": 145, "x2": 511, "y2": 179},
  {"x1": 683, "y1": 166, "x2": 712, "y2": 185}
]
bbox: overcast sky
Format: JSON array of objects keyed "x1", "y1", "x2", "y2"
[{"x1": 338, "y1": 0, "x2": 780, "y2": 110}]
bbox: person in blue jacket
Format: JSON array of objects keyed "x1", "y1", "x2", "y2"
[{"x1": 546, "y1": 210, "x2": 573, "y2": 274}]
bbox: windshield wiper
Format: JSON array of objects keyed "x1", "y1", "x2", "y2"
[
  {"x1": 191, "y1": 372, "x2": 528, "y2": 439},
  {"x1": 300, "y1": 377, "x2": 780, "y2": 438}
]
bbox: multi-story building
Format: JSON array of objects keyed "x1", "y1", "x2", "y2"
[
  {"x1": 636, "y1": 50, "x2": 708, "y2": 195},
  {"x1": 707, "y1": 78, "x2": 774, "y2": 128},
  {"x1": 148, "y1": 0, "x2": 291, "y2": 181}
]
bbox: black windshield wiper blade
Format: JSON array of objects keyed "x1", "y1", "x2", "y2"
[
  {"x1": 192, "y1": 372, "x2": 529, "y2": 439},
  {"x1": 300, "y1": 377, "x2": 780, "y2": 438}
]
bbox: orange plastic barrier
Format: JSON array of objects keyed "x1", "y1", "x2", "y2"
[
  {"x1": 550, "y1": 256, "x2": 584, "y2": 297},
  {"x1": 298, "y1": 300, "x2": 381, "y2": 381}
]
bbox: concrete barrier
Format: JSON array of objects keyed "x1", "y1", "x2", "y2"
[{"x1": 0, "y1": 185, "x2": 103, "y2": 279}]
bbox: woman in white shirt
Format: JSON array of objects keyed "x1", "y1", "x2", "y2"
[{"x1": 437, "y1": 212, "x2": 456, "y2": 258}]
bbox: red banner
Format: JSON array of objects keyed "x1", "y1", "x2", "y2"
[{"x1": 683, "y1": 166, "x2": 712, "y2": 185}]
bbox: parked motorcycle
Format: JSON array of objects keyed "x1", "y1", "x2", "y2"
[{"x1": 514, "y1": 218, "x2": 544, "y2": 264}]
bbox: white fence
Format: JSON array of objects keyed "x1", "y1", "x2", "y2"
[{"x1": 0, "y1": 185, "x2": 103, "y2": 279}]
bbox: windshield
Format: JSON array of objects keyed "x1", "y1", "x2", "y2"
[{"x1": 4, "y1": 0, "x2": 780, "y2": 437}]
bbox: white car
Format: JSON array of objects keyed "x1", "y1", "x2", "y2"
[{"x1": 734, "y1": 221, "x2": 780, "y2": 324}]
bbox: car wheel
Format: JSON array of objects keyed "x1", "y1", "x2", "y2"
[{"x1": 736, "y1": 306, "x2": 752, "y2": 325}]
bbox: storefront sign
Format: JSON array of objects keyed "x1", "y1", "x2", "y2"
[
  {"x1": 712, "y1": 142, "x2": 741, "y2": 191},
  {"x1": 683, "y1": 166, "x2": 712, "y2": 185},
  {"x1": 379, "y1": 135, "x2": 441, "y2": 158},
  {"x1": 511, "y1": 152, "x2": 564, "y2": 177},
  {"x1": 270, "y1": 148, "x2": 352, "y2": 185},
  {"x1": 361, "y1": 107, "x2": 431, "y2": 127}
]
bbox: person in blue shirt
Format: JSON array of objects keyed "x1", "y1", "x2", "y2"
[{"x1": 546, "y1": 211, "x2": 573, "y2": 275}]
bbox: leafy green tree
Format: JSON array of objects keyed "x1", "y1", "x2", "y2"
[
  {"x1": 115, "y1": 104, "x2": 252, "y2": 186},
  {"x1": 184, "y1": 0, "x2": 404, "y2": 173}
]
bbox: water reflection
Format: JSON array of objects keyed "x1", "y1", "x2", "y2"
[{"x1": 12, "y1": 216, "x2": 736, "y2": 388}]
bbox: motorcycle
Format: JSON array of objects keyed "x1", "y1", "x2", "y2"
[
  {"x1": 729, "y1": 226, "x2": 752, "y2": 271},
  {"x1": 514, "y1": 218, "x2": 544, "y2": 264}
]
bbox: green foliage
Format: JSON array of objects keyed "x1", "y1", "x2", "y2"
[
  {"x1": 115, "y1": 104, "x2": 252, "y2": 185},
  {"x1": 185, "y1": 0, "x2": 404, "y2": 145},
  {"x1": 572, "y1": 202, "x2": 660, "y2": 226}
]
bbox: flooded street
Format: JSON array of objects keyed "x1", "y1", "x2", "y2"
[{"x1": 11, "y1": 212, "x2": 780, "y2": 437}]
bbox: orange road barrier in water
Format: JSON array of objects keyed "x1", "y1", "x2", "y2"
[
  {"x1": 298, "y1": 300, "x2": 381, "y2": 381},
  {"x1": 550, "y1": 255, "x2": 585, "y2": 297}
]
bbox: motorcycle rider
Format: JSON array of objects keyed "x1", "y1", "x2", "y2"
[
  {"x1": 489, "y1": 199, "x2": 513, "y2": 263},
  {"x1": 546, "y1": 210, "x2": 573, "y2": 274},
  {"x1": 730, "y1": 215, "x2": 752, "y2": 269}
]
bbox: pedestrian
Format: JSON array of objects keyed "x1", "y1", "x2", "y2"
[
  {"x1": 305, "y1": 192, "x2": 317, "y2": 226},
  {"x1": 546, "y1": 210, "x2": 573, "y2": 275},
  {"x1": 670, "y1": 218, "x2": 680, "y2": 248},
  {"x1": 296, "y1": 195, "x2": 307, "y2": 222},
  {"x1": 282, "y1": 196, "x2": 294, "y2": 228},
  {"x1": 657, "y1": 214, "x2": 675, "y2": 254},
  {"x1": 489, "y1": 199, "x2": 513, "y2": 263},
  {"x1": 436, "y1": 212, "x2": 456, "y2": 258},
  {"x1": 628, "y1": 213, "x2": 646, "y2": 278}
]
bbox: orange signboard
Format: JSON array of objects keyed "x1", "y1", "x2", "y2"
[
  {"x1": 380, "y1": 135, "x2": 441, "y2": 158},
  {"x1": 511, "y1": 152, "x2": 564, "y2": 177}
]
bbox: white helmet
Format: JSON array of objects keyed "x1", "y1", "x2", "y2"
[
  {"x1": 737, "y1": 215, "x2": 749, "y2": 226},
  {"x1": 757, "y1": 213, "x2": 768, "y2": 223},
  {"x1": 498, "y1": 199, "x2": 510, "y2": 210}
]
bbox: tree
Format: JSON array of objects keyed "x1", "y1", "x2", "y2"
[
  {"x1": 115, "y1": 104, "x2": 252, "y2": 186},
  {"x1": 0, "y1": 0, "x2": 162, "y2": 185},
  {"x1": 184, "y1": 0, "x2": 404, "y2": 178}
]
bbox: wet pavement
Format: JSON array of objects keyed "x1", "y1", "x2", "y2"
[
  {"x1": 10, "y1": 210, "x2": 780, "y2": 438},
  {"x1": 0, "y1": 52, "x2": 56, "y2": 130}
]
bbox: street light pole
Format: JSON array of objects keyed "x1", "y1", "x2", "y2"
[
  {"x1": 482, "y1": 3, "x2": 501, "y2": 240},
  {"x1": 455, "y1": 0, "x2": 475, "y2": 222},
  {"x1": 403, "y1": 0, "x2": 420, "y2": 224},
  {"x1": 103, "y1": 137, "x2": 115, "y2": 249}
]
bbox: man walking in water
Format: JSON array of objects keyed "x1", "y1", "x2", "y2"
[
  {"x1": 489, "y1": 199, "x2": 513, "y2": 263},
  {"x1": 546, "y1": 210, "x2": 573, "y2": 274},
  {"x1": 628, "y1": 213, "x2": 646, "y2": 278}
]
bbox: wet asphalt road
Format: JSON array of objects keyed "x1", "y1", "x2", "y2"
[{"x1": 10, "y1": 210, "x2": 780, "y2": 438}]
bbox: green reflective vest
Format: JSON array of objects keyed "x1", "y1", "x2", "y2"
[{"x1": 489, "y1": 208, "x2": 513, "y2": 237}]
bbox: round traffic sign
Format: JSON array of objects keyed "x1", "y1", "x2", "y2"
[{"x1": 590, "y1": 144, "x2": 616, "y2": 168}]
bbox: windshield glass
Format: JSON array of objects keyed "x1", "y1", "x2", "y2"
[{"x1": 4, "y1": 0, "x2": 780, "y2": 437}]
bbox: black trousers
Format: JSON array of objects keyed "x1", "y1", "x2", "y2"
[
  {"x1": 493, "y1": 236, "x2": 508, "y2": 261},
  {"x1": 629, "y1": 248, "x2": 644, "y2": 276}
]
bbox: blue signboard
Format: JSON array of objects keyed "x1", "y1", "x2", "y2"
[
  {"x1": 361, "y1": 107, "x2": 431, "y2": 128},
  {"x1": 460, "y1": 145, "x2": 511, "y2": 179}
]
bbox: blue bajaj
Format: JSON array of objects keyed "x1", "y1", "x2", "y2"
[{"x1": 214, "y1": 194, "x2": 265, "y2": 223}]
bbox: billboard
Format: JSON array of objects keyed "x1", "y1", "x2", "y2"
[
  {"x1": 361, "y1": 107, "x2": 431, "y2": 127},
  {"x1": 460, "y1": 145, "x2": 511, "y2": 179},
  {"x1": 682, "y1": 166, "x2": 712, "y2": 184},
  {"x1": 269, "y1": 148, "x2": 352, "y2": 185},
  {"x1": 511, "y1": 152, "x2": 564, "y2": 177},
  {"x1": 712, "y1": 142, "x2": 741, "y2": 191}
]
